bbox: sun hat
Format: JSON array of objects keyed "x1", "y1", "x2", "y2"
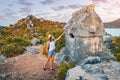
[{"x1": 48, "y1": 34, "x2": 52, "y2": 39}]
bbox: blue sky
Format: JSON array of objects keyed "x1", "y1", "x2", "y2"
[{"x1": 0, "y1": 0, "x2": 120, "y2": 26}]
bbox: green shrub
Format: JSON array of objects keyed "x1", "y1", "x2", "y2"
[
  {"x1": 40, "y1": 43, "x2": 47, "y2": 56},
  {"x1": 0, "y1": 37, "x2": 30, "y2": 58},
  {"x1": 114, "y1": 53, "x2": 120, "y2": 62},
  {"x1": 0, "y1": 43, "x2": 24, "y2": 57},
  {"x1": 56, "y1": 62, "x2": 76, "y2": 80},
  {"x1": 112, "y1": 37, "x2": 120, "y2": 61},
  {"x1": 0, "y1": 40, "x2": 5, "y2": 47}
]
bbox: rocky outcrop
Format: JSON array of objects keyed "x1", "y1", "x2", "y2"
[
  {"x1": 65, "y1": 56, "x2": 120, "y2": 80},
  {"x1": 23, "y1": 45, "x2": 41, "y2": 54},
  {"x1": 31, "y1": 37, "x2": 39, "y2": 45},
  {"x1": 0, "y1": 55, "x2": 5, "y2": 64},
  {"x1": 56, "y1": 4, "x2": 120, "y2": 80},
  {"x1": 0, "y1": 72, "x2": 12, "y2": 79},
  {"x1": 56, "y1": 4, "x2": 114, "y2": 63}
]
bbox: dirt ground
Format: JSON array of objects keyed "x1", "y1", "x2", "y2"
[{"x1": 0, "y1": 53, "x2": 58, "y2": 80}]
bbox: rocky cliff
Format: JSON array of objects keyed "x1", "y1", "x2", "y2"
[
  {"x1": 56, "y1": 4, "x2": 120, "y2": 80},
  {"x1": 66, "y1": 56, "x2": 120, "y2": 80},
  {"x1": 56, "y1": 4, "x2": 113, "y2": 63}
]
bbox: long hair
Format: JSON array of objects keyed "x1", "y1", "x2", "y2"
[
  {"x1": 49, "y1": 36, "x2": 52, "y2": 42},
  {"x1": 48, "y1": 34, "x2": 54, "y2": 42}
]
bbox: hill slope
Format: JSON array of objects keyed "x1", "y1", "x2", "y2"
[
  {"x1": 104, "y1": 18, "x2": 120, "y2": 28},
  {"x1": 0, "y1": 15, "x2": 64, "y2": 39},
  {"x1": 0, "y1": 15, "x2": 65, "y2": 58}
]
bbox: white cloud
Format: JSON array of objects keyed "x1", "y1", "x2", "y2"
[
  {"x1": 0, "y1": 0, "x2": 120, "y2": 26},
  {"x1": 92, "y1": 0, "x2": 120, "y2": 22}
]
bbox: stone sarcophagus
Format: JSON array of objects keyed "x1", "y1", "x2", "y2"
[
  {"x1": 56, "y1": 4, "x2": 114, "y2": 63},
  {"x1": 65, "y1": 4, "x2": 104, "y2": 54}
]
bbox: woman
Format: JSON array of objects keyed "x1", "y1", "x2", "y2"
[{"x1": 43, "y1": 32, "x2": 64, "y2": 70}]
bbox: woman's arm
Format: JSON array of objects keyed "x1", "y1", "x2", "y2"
[
  {"x1": 46, "y1": 41, "x2": 50, "y2": 53},
  {"x1": 55, "y1": 31, "x2": 65, "y2": 42}
]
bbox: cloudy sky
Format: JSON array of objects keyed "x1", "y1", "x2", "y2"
[{"x1": 0, "y1": 0, "x2": 120, "y2": 26}]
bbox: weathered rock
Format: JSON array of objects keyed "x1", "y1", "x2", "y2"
[
  {"x1": 56, "y1": 4, "x2": 115, "y2": 63},
  {"x1": 91, "y1": 52, "x2": 115, "y2": 61},
  {"x1": 31, "y1": 37, "x2": 39, "y2": 45},
  {"x1": 55, "y1": 47, "x2": 70, "y2": 63},
  {"x1": 66, "y1": 57, "x2": 120, "y2": 80},
  {"x1": 65, "y1": 4, "x2": 104, "y2": 53},
  {"x1": 103, "y1": 34, "x2": 115, "y2": 53},
  {"x1": 65, "y1": 66, "x2": 95, "y2": 80},
  {"x1": 0, "y1": 55, "x2": 5, "y2": 64},
  {"x1": 103, "y1": 35, "x2": 112, "y2": 43},
  {"x1": 79, "y1": 56, "x2": 101, "y2": 67},
  {"x1": 23, "y1": 45, "x2": 41, "y2": 54},
  {"x1": 0, "y1": 72, "x2": 12, "y2": 79},
  {"x1": 56, "y1": 4, "x2": 120, "y2": 80}
]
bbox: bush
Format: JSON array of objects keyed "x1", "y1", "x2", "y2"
[
  {"x1": 56, "y1": 62, "x2": 76, "y2": 80},
  {"x1": 112, "y1": 37, "x2": 120, "y2": 61},
  {"x1": 39, "y1": 44, "x2": 47, "y2": 56},
  {"x1": 5, "y1": 37, "x2": 30, "y2": 46},
  {"x1": 0, "y1": 43, "x2": 24, "y2": 57},
  {"x1": 114, "y1": 53, "x2": 120, "y2": 62},
  {"x1": 0, "y1": 37, "x2": 30, "y2": 58},
  {"x1": 0, "y1": 40, "x2": 5, "y2": 47}
]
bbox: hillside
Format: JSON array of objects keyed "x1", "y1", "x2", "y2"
[
  {"x1": 0, "y1": 14, "x2": 65, "y2": 79},
  {"x1": 104, "y1": 18, "x2": 120, "y2": 28},
  {"x1": 0, "y1": 15, "x2": 64, "y2": 39},
  {"x1": 0, "y1": 15, "x2": 65, "y2": 58}
]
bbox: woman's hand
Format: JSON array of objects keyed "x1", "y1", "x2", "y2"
[
  {"x1": 55, "y1": 31, "x2": 65, "y2": 42},
  {"x1": 46, "y1": 49, "x2": 48, "y2": 53}
]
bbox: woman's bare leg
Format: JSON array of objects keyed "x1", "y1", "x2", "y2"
[
  {"x1": 50, "y1": 56, "x2": 54, "y2": 69},
  {"x1": 44, "y1": 56, "x2": 51, "y2": 67}
]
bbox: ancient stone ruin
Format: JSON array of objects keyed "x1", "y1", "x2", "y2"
[
  {"x1": 56, "y1": 4, "x2": 114, "y2": 63},
  {"x1": 55, "y1": 4, "x2": 120, "y2": 80}
]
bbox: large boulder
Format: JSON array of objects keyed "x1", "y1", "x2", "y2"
[
  {"x1": 56, "y1": 4, "x2": 114, "y2": 63},
  {"x1": 31, "y1": 37, "x2": 39, "y2": 45},
  {"x1": 0, "y1": 55, "x2": 5, "y2": 64},
  {"x1": 0, "y1": 72, "x2": 12, "y2": 79},
  {"x1": 57, "y1": 4, "x2": 120, "y2": 80},
  {"x1": 65, "y1": 56, "x2": 120, "y2": 80},
  {"x1": 23, "y1": 45, "x2": 41, "y2": 54},
  {"x1": 65, "y1": 66, "x2": 95, "y2": 80}
]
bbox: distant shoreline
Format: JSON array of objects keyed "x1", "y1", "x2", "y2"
[
  {"x1": 105, "y1": 28, "x2": 120, "y2": 36},
  {"x1": 105, "y1": 27, "x2": 120, "y2": 28}
]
